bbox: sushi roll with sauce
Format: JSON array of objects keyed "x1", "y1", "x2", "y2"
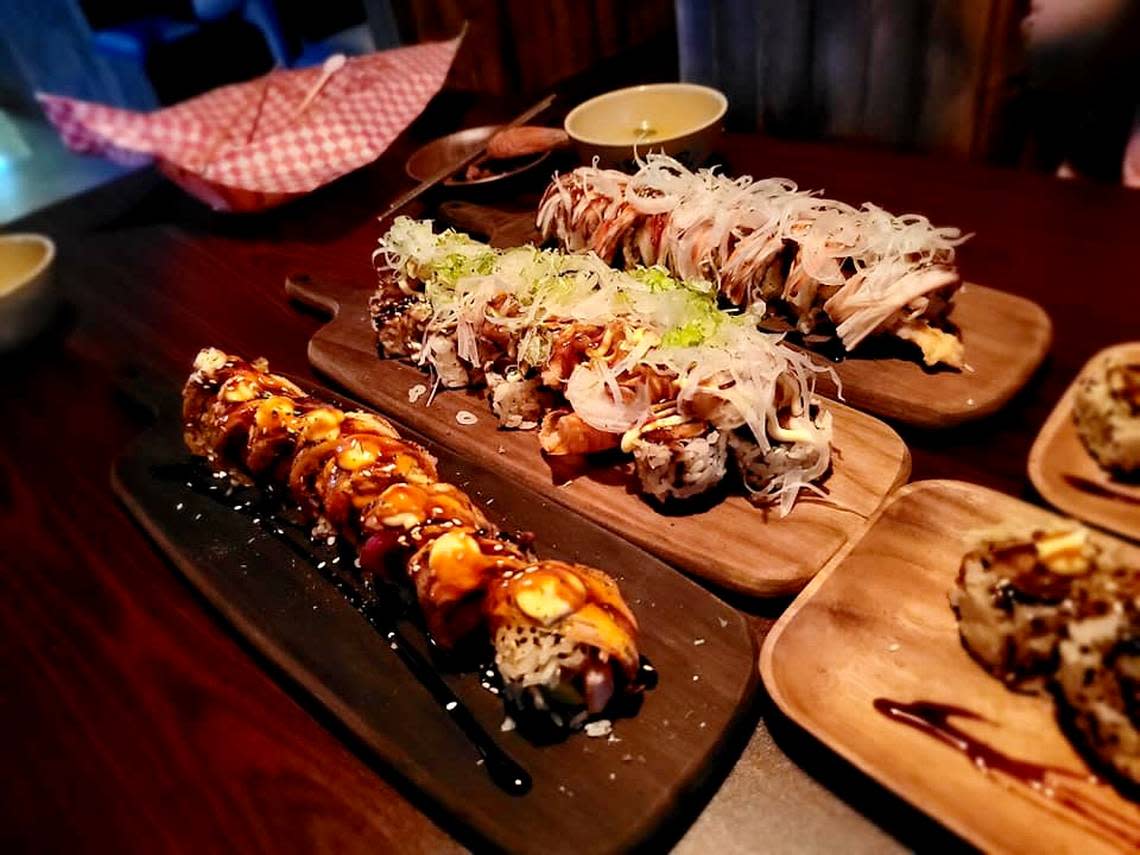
[
  {"x1": 951, "y1": 526, "x2": 1103, "y2": 689},
  {"x1": 405, "y1": 527, "x2": 530, "y2": 649},
  {"x1": 485, "y1": 368, "x2": 550, "y2": 430},
  {"x1": 537, "y1": 154, "x2": 968, "y2": 368},
  {"x1": 1074, "y1": 353, "x2": 1140, "y2": 477},
  {"x1": 183, "y1": 347, "x2": 645, "y2": 731},
  {"x1": 1054, "y1": 564, "x2": 1140, "y2": 787}
]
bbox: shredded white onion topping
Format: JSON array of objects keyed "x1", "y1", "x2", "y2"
[
  {"x1": 536, "y1": 154, "x2": 970, "y2": 360},
  {"x1": 373, "y1": 217, "x2": 836, "y2": 514}
]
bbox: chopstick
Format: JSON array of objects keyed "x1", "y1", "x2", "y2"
[
  {"x1": 198, "y1": 64, "x2": 279, "y2": 174},
  {"x1": 287, "y1": 53, "x2": 346, "y2": 124},
  {"x1": 377, "y1": 92, "x2": 557, "y2": 223},
  {"x1": 243, "y1": 71, "x2": 275, "y2": 144}
]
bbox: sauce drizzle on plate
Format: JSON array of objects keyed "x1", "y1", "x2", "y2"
[{"x1": 873, "y1": 698, "x2": 1140, "y2": 849}]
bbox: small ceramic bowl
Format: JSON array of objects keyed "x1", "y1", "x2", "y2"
[
  {"x1": 405, "y1": 125, "x2": 553, "y2": 190},
  {"x1": 564, "y1": 83, "x2": 727, "y2": 169},
  {"x1": 0, "y1": 233, "x2": 57, "y2": 350}
]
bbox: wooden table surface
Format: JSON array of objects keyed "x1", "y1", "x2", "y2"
[{"x1": 3, "y1": 82, "x2": 1138, "y2": 853}]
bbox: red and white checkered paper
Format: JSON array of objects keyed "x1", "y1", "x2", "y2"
[{"x1": 37, "y1": 36, "x2": 461, "y2": 211}]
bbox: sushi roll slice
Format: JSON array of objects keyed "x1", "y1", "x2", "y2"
[
  {"x1": 624, "y1": 418, "x2": 728, "y2": 503},
  {"x1": 406, "y1": 528, "x2": 529, "y2": 649},
  {"x1": 726, "y1": 405, "x2": 832, "y2": 516},
  {"x1": 1053, "y1": 564, "x2": 1140, "y2": 787},
  {"x1": 368, "y1": 266, "x2": 432, "y2": 359},
  {"x1": 486, "y1": 369, "x2": 550, "y2": 430},
  {"x1": 355, "y1": 481, "x2": 493, "y2": 583},
  {"x1": 951, "y1": 526, "x2": 1103, "y2": 689},
  {"x1": 486, "y1": 560, "x2": 641, "y2": 721},
  {"x1": 1073, "y1": 353, "x2": 1140, "y2": 477}
]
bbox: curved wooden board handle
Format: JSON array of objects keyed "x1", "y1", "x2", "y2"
[{"x1": 285, "y1": 272, "x2": 361, "y2": 319}]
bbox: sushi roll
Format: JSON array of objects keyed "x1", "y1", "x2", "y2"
[
  {"x1": 1053, "y1": 564, "x2": 1140, "y2": 787},
  {"x1": 487, "y1": 560, "x2": 641, "y2": 720},
  {"x1": 951, "y1": 526, "x2": 1103, "y2": 689},
  {"x1": 1073, "y1": 353, "x2": 1140, "y2": 477},
  {"x1": 422, "y1": 333, "x2": 473, "y2": 389},
  {"x1": 485, "y1": 369, "x2": 550, "y2": 430},
  {"x1": 727, "y1": 408, "x2": 832, "y2": 516},
  {"x1": 369, "y1": 295, "x2": 432, "y2": 360},
  {"x1": 406, "y1": 528, "x2": 529, "y2": 649},
  {"x1": 183, "y1": 348, "x2": 307, "y2": 469},
  {"x1": 184, "y1": 348, "x2": 646, "y2": 731},
  {"x1": 371, "y1": 218, "x2": 839, "y2": 515},
  {"x1": 537, "y1": 156, "x2": 968, "y2": 368},
  {"x1": 368, "y1": 267, "x2": 432, "y2": 359},
  {"x1": 356, "y1": 481, "x2": 493, "y2": 584},
  {"x1": 623, "y1": 418, "x2": 728, "y2": 502},
  {"x1": 310, "y1": 432, "x2": 439, "y2": 540}
]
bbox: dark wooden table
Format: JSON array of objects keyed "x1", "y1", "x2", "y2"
[{"x1": 3, "y1": 83, "x2": 1138, "y2": 853}]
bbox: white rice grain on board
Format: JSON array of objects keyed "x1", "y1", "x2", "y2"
[{"x1": 584, "y1": 720, "x2": 613, "y2": 738}]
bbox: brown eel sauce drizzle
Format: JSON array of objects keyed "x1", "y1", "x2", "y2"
[
  {"x1": 873, "y1": 698, "x2": 1140, "y2": 848},
  {"x1": 172, "y1": 460, "x2": 533, "y2": 796}
]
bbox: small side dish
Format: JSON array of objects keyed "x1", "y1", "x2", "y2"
[
  {"x1": 562, "y1": 83, "x2": 726, "y2": 167},
  {"x1": 0, "y1": 233, "x2": 57, "y2": 350},
  {"x1": 1074, "y1": 352, "x2": 1140, "y2": 478},
  {"x1": 538, "y1": 155, "x2": 969, "y2": 368},
  {"x1": 370, "y1": 217, "x2": 835, "y2": 515},
  {"x1": 182, "y1": 347, "x2": 646, "y2": 728},
  {"x1": 953, "y1": 525, "x2": 1140, "y2": 789},
  {"x1": 405, "y1": 125, "x2": 565, "y2": 188}
]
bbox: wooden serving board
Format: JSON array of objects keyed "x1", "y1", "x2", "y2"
[
  {"x1": 1029, "y1": 342, "x2": 1140, "y2": 542},
  {"x1": 437, "y1": 201, "x2": 1053, "y2": 429},
  {"x1": 287, "y1": 274, "x2": 911, "y2": 597},
  {"x1": 761, "y1": 480, "x2": 1140, "y2": 854},
  {"x1": 112, "y1": 387, "x2": 759, "y2": 855}
]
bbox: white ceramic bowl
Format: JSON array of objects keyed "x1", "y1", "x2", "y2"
[
  {"x1": 564, "y1": 83, "x2": 727, "y2": 169},
  {"x1": 0, "y1": 233, "x2": 57, "y2": 350}
]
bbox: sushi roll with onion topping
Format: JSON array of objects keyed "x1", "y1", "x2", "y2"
[{"x1": 371, "y1": 219, "x2": 837, "y2": 516}]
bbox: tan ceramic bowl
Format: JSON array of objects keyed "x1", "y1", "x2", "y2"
[
  {"x1": 0, "y1": 233, "x2": 57, "y2": 350},
  {"x1": 564, "y1": 83, "x2": 727, "y2": 169}
]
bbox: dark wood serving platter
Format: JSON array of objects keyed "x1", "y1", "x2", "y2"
[
  {"x1": 437, "y1": 201, "x2": 1053, "y2": 429},
  {"x1": 111, "y1": 384, "x2": 759, "y2": 855},
  {"x1": 286, "y1": 274, "x2": 911, "y2": 598}
]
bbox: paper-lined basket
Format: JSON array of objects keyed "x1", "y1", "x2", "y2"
[{"x1": 39, "y1": 36, "x2": 461, "y2": 212}]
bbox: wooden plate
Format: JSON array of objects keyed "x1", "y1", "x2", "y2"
[
  {"x1": 761, "y1": 480, "x2": 1140, "y2": 854},
  {"x1": 436, "y1": 201, "x2": 1053, "y2": 429},
  {"x1": 286, "y1": 274, "x2": 911, "y2": 597},
  {"x1": 112, "y1": 386, "x2": 759, "y2": 855},
  {"x1": 1029, "y1": 342, "x2": 1140, "y2": 541}
]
